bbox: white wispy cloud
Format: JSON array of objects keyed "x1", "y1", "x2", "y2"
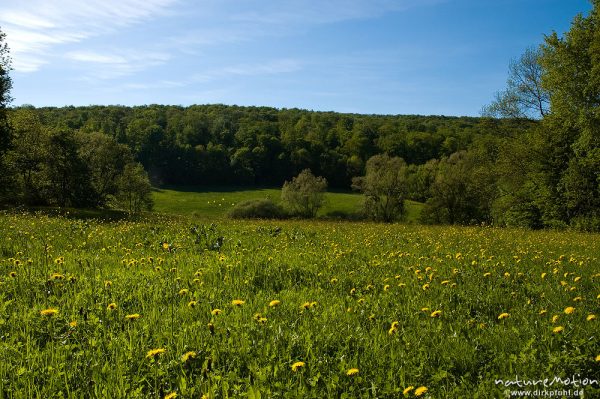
[
  {"x1": 65, "y1": 50, "x2": 171, "y2": 80},
  {"x1": 0, "y1": 0, "x2": 177, "y2": 72},
  {"x1": 117, "y1": 58, "x2": 303, "y2": 91}
]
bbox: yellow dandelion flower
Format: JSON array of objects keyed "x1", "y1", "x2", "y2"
[
  {"x1": 291, "y1": 361, "x2": 305, "y2": 372},
  {"x1": 9, "y1": 271, "x2": 17, "y2": 278},
  {"x1": 388, "y1": 321, "x2": 399, "y2": 334},
  {"x1": 541, "y1": 272, "x2": 547, "y2": 279},
  {"x1": 596, "y1": 354, "x2": 600, "y2": 362},
  {"x1": 231, "y1": 299, "x2": 245, "y2": 306},
  {"x1": 310, "y1": 301, "x2": 317, "y2": 308},
  {"x1": 104, "y1": 280, "x2": 112, "y2": 288},
  {"x1": 207, "y1": 322, "x2": 215, "y2": 334},
  {"x1": 498, "y1": 313, "x2": 510, "y2": 320},
  {"x1": 107, "y1": 303, "x2": 117, "y2": 310},
  {"x1": 403, "y1": 386, "x2": 414, "y2": 395},
  {"x1": 564, "y1": 307, "x2": 575, "y2": 314},
  {"x1": 330, "y1": 278, "x2": 338, "y2": 284},
  {"x1": 415, "y1": 386, "x2": 428, "y2": 396},
  {"x1": 269, "y1": 300, "x2": 281, "y2": 307},
  {"x1": 430, "y1": 310, "x2": 442, "y2": 318},
  {"x1": 551, "y1": 315, "x2": 559, "y2": 323},
  {"x1": 178, "y1": 289, "x2": 189, "y2": 296},
  {"x1": 125, "y1": 313, "x2": 141, "y2": 320},
  {"x1": 383, "y1": 284, "x2": 390, "y2": 291},
  {"x1": 301, "y1": 302, "x2": 312, "y2": 309},
  {"x1": 422, "y1": 283, "x2": 430, "y2": 290},
  {"x1": 346, "y1": 368, "x2": 359, "y2": 376},
  {"x1": 574, "y1": 276, "x2": 581, "y2": 282},
  {"x1": 162, "y1": 242, "x2": 170, "y2": 249},
  {"x1": 40, "y1": 308, "x2": 59, "y2": 316},
  {"x1": 188, "y1": 301, "x2": 197, "y2": 308},
  {"x1": 146, "y1": 348, "x2": 166, "y2": 359},
  {"x1": 587, "y1": 314, "x2": 596, "y2": 321},
  {"x1": 257, "y1": 317, "x2": 267, "y2": 324},
  {"x1": 211, "y1": 308, "x2": 222, "y2": 315},
  {"x1": 164, "y1": 392, "x2": 177, "y2": 399},
  {"x1": 421, "y1": 307, "x2": 430, "y2": 312},
  {"x1": 573, "y1": 296, "x2": 583, "y2": 302},
  {"x1": 350, "y1": 288, "x2": 356, "y2": 295},
  {"x1": 69, "y1": 320, "x2": 77, "y2": 328},
  {"x1": 539, "y1": 309, "x2": 547, "y2": 315},
  {"x1": 483, "y1": 272, "x2": 491, "y2": 277},
  {"x1": 441, "y1": 280, "x2": 450, "y2": 285},
  {"x1": 50, "y1": 273, "x2": 65, "y2": 280},
  {"x1": 552, "y1": 326, "x2": 564, "y2": 334},
  {"x1": 181, "y1": 351, "x2": 196, "y2": 362}
]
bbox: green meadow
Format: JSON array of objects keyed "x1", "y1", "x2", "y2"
[
  {"x1": 152, "y1": 186, "x2": 423, "y2": 222},
  {"x1": 0, "y1": 207, "x2": 598, "y2": 398}
]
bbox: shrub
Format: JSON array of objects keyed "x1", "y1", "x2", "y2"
[{"x1": 228, "y1": 199, "x2": 287, "y2": 219}]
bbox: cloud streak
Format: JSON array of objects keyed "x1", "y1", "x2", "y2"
[
  {"x1": 65, "y1": 50, "x2": 171, "y2": 80},
  {"x1": 0, "y1": 0, "x2": 177, "y2": 72},
  {"x1": 116, "y1": 58, "x2": 303, "y2": 91}
]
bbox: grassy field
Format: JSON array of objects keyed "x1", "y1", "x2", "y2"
[
  {"x1": 0, "y1": 211, "x2": 598, "y2": 398},
  {"x1": 152, "y1": 186, "x2": 423, "y2": 222}
]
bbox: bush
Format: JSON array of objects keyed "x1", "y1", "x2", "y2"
[{"x1": 228, "y1": 199, "x2": 287, "y2": 219}]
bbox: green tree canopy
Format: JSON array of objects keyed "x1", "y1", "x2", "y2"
[
  {"x1": 352, "y1": 154, "x2": 408, "y2": 222},
  {"x1": 534, "y1": 0, "x2": 600, "y2": 229}
]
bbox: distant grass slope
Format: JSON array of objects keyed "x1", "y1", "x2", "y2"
[{"x1": 152, "y1": 186, "x2": 423, "y2": 221}]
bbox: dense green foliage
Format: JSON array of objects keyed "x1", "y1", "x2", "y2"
[
  {"x1": 2, "y1": 108, "x2": 152, "y2": 210},
  {"x1": 0, "y1": 213, "x2": 598, "y2": 398},
  {"x1": 8, "y1": 104, "x2": 506, "y2": 187}
]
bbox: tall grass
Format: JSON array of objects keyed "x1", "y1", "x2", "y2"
[{"x1": 0, "y1": 212, "x2": 598, "y2": 398}]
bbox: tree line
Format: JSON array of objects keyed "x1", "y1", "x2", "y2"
[{"x1": 0, "y1": 1, "x2": 598, "y2": 229}]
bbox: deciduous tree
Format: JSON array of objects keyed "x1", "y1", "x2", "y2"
[
  {"x1": 352, "y1": 154, "x2": 408, "y2": 222},
  {"x1": 281, "y1": 169, "x2": 327, "y2": 218}
]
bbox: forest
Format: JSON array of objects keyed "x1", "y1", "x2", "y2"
[{"x1": 1, "y1": 1, "x2": 599, "y2": 230}]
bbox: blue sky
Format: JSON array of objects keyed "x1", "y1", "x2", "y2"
[{"x1": 0, "y1": 0, "x2": 592, "y2": 116}]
